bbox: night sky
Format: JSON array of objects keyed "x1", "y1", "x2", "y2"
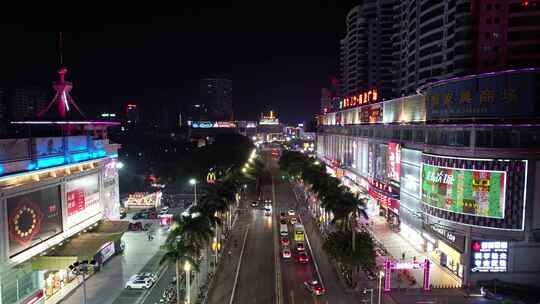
[{"x1": 0, "y1": 3, "x2": 357, "y2": 123}]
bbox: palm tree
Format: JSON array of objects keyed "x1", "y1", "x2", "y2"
[{"x1": 160, "y1": 226, "x2": 199, "y2": 304}]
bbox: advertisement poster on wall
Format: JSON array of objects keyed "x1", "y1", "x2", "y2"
[
  {"x1": 66, "y1": 174, "x2": 101, "y2": 227},
  {"x1": 7, "y1": 186, "x2": 63, "y2": 257},
  {"x1": 422, "y1": 164, "x2": 506, "y2": 218},
  {"x1": 102, "y1": 158, "x2": 120, "y2": 219},
  {"x1": 388, "y1": 143, "x2": 401, "y2": 182}
]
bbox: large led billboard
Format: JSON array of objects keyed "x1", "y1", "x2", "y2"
[
  {"x1": 7, "y1": 186, "x2": 63, "y2": 257},
  {"x1": 66, "y1": 174, "x2": 101, "y2": 227},
  {"x1": 422, "y1": 164, "x2": 506, "y2": 219}
]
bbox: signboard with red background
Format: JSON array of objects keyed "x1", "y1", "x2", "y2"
[{"x1": 65, "y1": 174, "x2": 100, "y2": 228}]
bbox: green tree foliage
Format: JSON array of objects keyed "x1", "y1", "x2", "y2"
[{"x1": 323, "y1": 230, "x2": 375, "y2": 269}]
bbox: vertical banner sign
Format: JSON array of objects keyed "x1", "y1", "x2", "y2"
[{"x1": 388, "y1": 143, "x2": 401, "y2": 182}]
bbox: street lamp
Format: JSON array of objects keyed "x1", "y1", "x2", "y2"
[
  {"x1": 363, "y1": 288, "x2": 374, "y2": 304},
  {"x1": 378, "y1": 271, "x2": 384, "y2": 304},
  {"x1": 189, "y1": 179, "x2": 197, "y2": 205},
  {"x1": 68, "y1": 260, "x2": 97, "y2": 304},
  {"x1": 184, "y1": 261, "x2": 192, "y2": 304}
]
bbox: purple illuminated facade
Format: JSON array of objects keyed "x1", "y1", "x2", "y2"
[{"x1": 317, "y1": 69, "x2": 540, "y2": 287}]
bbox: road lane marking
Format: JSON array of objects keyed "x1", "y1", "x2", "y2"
[
  {"x1": 228, "y1": 223, "x2": 250, "y2": 304},
  {"x1": 272, "y1": 174, "x2": 284, "y2": 304}
]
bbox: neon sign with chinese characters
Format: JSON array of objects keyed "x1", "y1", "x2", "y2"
[
  {"x1": 471, "y1": 241, "x2": 508, "y2": 273},
  {"x1": 339, "y1": 89, "x2": 379, "y2": 110}
]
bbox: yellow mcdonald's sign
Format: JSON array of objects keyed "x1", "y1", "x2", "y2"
[{"x1": 207, "y1": 172, "x2": 216, "y2": 184}]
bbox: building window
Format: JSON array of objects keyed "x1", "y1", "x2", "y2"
[
  {"x1": 486, "y1": 18, "x2": 492, "y2": 24},
  {"x1": 495, "y1": 3, "x2": 500, "y2": 10},
  {"x1": 494, "y1": 17, "x2": 500, "y2": 24},
  {"x1": 487, "y1": 3, "x2": 492, "y2": 10},
  {"x1": 485, "y1": 32, "x2": 491, "y2": 39},
  {"x1": 493, "y1": 32, "x2": 500, "y2": 39}
]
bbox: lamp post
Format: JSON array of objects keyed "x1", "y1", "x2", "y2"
[
  {"x1": 363, "y1": 288, "x2": 374, "y2": 304},
  {"x1": 184, "y1": 261, "x2": 191, "y2": 304},
  {"x1": 68, "y1": 260, "x2": 97, "y2": 304},
  {"x1": 378, "y1": 271, "x2": 384, "y2": 304},
  {"x1": 189, "y1": 179, "x2": 197, "y2": 205}
]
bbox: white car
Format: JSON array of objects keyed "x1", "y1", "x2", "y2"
[
  {"x1": 288, "y1": 209, "x2": 296, "y2": 216},
  {"x1": 282, "y1": 247, "x2": 292, "y2": 258},
  {"x1": 138, "y1": 272, "x2": 157, "y2": 283},
  {"x1": 125, "y1": 275, "x2": 153, "y2": 289}
]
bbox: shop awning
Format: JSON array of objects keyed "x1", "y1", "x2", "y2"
[{"x1": 31, "y1": 220, "x2": 129, "y2": 270}]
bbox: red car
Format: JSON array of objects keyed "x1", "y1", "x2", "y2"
[
  {"x1": 297, "y1": 252, "x2": 309, "y2": 264},
  {"x1": 296, "y1": 242, "x2": 305, "y2": 252},
  {"x1": 304, "y1": 280, "x2": 325, "y2": 295},
  {"x1": 281, "y1": 237, "x2": 290, "y2": 246}
]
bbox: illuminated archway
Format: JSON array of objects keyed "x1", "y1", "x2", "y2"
[{"x1": 384, "y1": 258, "x2": 431, "y2": 292}]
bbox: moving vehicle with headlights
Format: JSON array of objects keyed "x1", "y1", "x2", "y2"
[
  {"x1": 280, "y1": 223, "x2": 289, "y2": 237},
  {"x1": 296, "y1": 242, "x2": 305, "y2": 252},
  {"x1": 288, "y1": 209, "x2": 296, "y2": 216},
  {"x1": 297, "y1": 252, "x2": 309, "y2": 264},
  {"x1": 251, "y1": 201, "x2": 259, "y2": 207},
  {"x1": 280, "y1": 237, "x2": 290, "y2": 246},
  {"x1": 294, "y1": 224, "x2": 305, "y2": 241},
  {"x1": 290, "y1": 217, "x2": 297, "y2": 225},
  {"x1": 125, "y1": 275, "x2": 153, "y2": 289},
  {"x1": 282, "y1": 247, "x2": 292, "y2": 258},
  {"x1": 304, "y1": 280, "x2": 325, "y2": 295}
]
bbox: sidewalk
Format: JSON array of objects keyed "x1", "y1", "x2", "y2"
[
  {"x1": 363, "y1": 201, "x2": 462, "y2": 289},
  {"x1": 205, "y1": 207, "x2": 251, "y2": 304}
]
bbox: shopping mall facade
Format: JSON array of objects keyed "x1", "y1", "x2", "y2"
[
  {"x1": 316, "y1": 69, "x2": 540, "y2": 287},
  {"x1": 0, "y1": 128, "x2": 121, "y2": 304}
]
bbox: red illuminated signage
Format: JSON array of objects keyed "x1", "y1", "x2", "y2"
[{"x1": 340, "y1": 89, "x2": 379, "y2": 110}]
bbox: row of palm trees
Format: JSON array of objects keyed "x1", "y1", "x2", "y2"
[
  {"x1": 278, "y1": 150, "x2": 375, "y2": 279},
  {"x1": 160, "y1": 154, "x2": 264, "y2": 304}
]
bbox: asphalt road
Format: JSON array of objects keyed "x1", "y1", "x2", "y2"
[{"x1": 231, "y1": 184, "x2": 276, "y2": 304}]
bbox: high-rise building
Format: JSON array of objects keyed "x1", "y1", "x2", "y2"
[
  {"x1": 199, "y1": 78, "x2": 233, "y2": 121},
  {"x1": 126, "y1": 103, "x2": 140, "y2": 124},
  {"x1": 8, "y1": 87, "x2": 48, "y2": 120},
  {"x1": 340, "y1": 1, "x2": 397, "y2": 100},
  {"x1": 393, "y1": 0, "x2": 540, "y2": 96}
]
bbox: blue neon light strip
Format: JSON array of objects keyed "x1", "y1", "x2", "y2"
[{"x1": 25, "y1": 149, "x2": 109, "y2": 171}]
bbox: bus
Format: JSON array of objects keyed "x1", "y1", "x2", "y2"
[{"x1": 294, "y1": 224, "x2": 305, "y2": 242}]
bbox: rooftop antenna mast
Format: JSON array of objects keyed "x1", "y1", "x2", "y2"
[{"x1": 38, "y1": 32, "x2": 85, "y2": 118}]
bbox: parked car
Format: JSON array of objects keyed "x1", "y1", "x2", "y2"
[
  {"x1": 138, "y1": 272, "x2": 157, "y2": 283},
  {"x1": 128, "y1": 222, "x2": 144, "y2": 231},
  {"x1": 304, "y1": 280, "x2": 325, "y2": 295},
  {"x1": 133, "y1": 210, "x2": 158, "y2": 220},
  {"x1": 125, "y1": 275, "x2": 152, "y2": 289},
  {"x1": 120, "y1": 207, "x2": 127, "y2": 219}
]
